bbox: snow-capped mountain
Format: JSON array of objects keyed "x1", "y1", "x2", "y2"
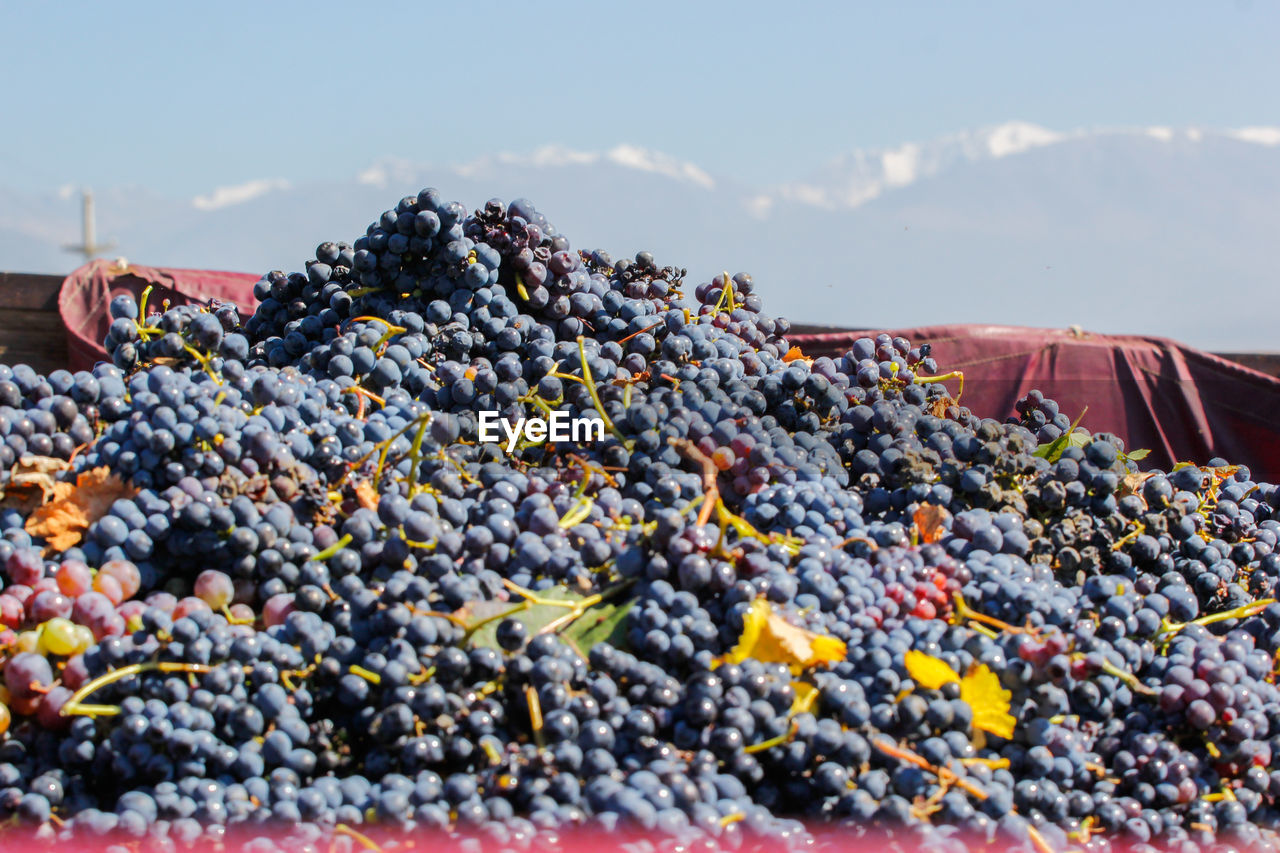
[{"x1": 4, "y1": 122, "x2": 1278, "y2": 351}]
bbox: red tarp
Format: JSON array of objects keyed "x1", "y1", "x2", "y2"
[
  {"x1": 59, "y1": 260, "x2": 259, "y2": 372},
  {"x1": 790, "y1": 324, "x2": 1280, "y2": 483}
]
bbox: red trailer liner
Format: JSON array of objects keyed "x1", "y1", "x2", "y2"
[
  {"x1": 790, "y1": 324, "x2": 1280, "y2": 482},
  {"x1": 59, "y1": 260, "x2": 259, "y2": 372}
]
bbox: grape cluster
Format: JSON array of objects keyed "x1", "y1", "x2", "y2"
[{"x1": 0, "y1": 188, "x2": 1278, "y2": 852}]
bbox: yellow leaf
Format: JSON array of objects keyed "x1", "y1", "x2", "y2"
[
  {"x1": 960, "y1": 664, "x2": 1016, "y2": 739},
  {"x1": 723, "y1": 599, "x2": 846, "y2": 670},
  {"x1": 790, "y1": 681, "x2": 820, "y2": 716},
  {"x1": 904, "y1": 650, "x2": 960, "y2": 690}
]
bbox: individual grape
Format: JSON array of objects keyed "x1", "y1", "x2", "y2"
[
  {"x1": 193, "y1": 570, "x2": 234, "y2": 610},
  {"x1": 109, "y1": 294, "x2": 139, "y2": 320},
  {"x1": 98, "y1": 559, "x2": 141, "y2": 600},
  {"x1": 6, "y1": 548, "x2": 44, "y2": 586},
  {"x1": 171, "y1": 596, "x2": 211, "y2": 620},
  {"x1": 27, "y1": 589, "x2": 73, "y2": 622},
  {"x1": 262, "y1": 593, "x2": 295, "y2": 627},
  {"x1": 55, "y1": 560, "x2": 94, "y2": 596},
  {"x1": 0, "y1": 594, "x2": 23, "y2": 629},
  {"x1": 4, "y1": 652, "x2": 53, "y2": 699},
  {"x1": 38, "y1": 616, "x2": 82, "y2": 656},
  {"x1": 91, "y1": 572, "x2": 125, "y2": 606}
]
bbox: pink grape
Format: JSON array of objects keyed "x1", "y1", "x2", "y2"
[
  {"x1": 71, "y1": 592, "x2": 115, "y2": 627},
  {"x1": 31, "y1": 577, "x2": 59, "y2": 596},
  {"x1": 118, "y1": 600, "x2": 148, "y2": 626},
  {"x1": 36, "y1": 685, "x2": 73, "y2": 731},
  {"x1": 0, "y1": 595, "x2": 23, "y2": 629},
  {"x1": 4, "y1": 652, "x2": 53, "y2": 700},
  {"x1": 172, "y1": 597, "x2": 212, "y2": 620},
  {"x1": 8, "y1": 693, "x2": 39, "y2": 717},
  {"x1": 55, "y1": 561, "x2": 94, "y2": 597},
  {"x1": 194, "y1": 570, "x2": 234, "y2": 610},
  {"x1": 229, "y1": 603, "x2": 255, "y2": 623},
  {"x1": 5, "y1": 548, "x2": 45, "y2": 586},
  {"x1": 90, "y1": 611, "x2": 126, "y2": 640},
  {"x1": 27, "y1": 590, "x2": 73, "y2": 623},
  {"x1": 4, "y1": 585, "x2": 33, "y2": 607},
  {"x1": 262, "y1": 593, "x2": 295, "y2": 628},
  {"x1": 99, "y1": 560, "x2": 141, "y2": 600},
  {"x1": 92, "y1": 573, "x2": 124, "y2": 606},
  {"x1": 61, "y1": 654, "x2": 89, "y2": 689},
  {"x1": 144, "y1": 591, "x2": 178, "y2": 612}
]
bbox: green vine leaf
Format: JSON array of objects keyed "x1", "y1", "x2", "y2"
[
  {"x1": 459, "y1": 591, "x2": 579, "y2": 650},
  {"x1": 460, "y1": 585, "x2": 636, "y2": 655},
  {"x1": 562, "y1": 597, "x2": 636, "y2": 655},
  {"x1": 1032, "y1": 407, "x2": 1089, "y2": 463}
]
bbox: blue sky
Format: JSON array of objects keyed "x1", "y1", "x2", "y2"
[{"x1": 2, "y1": 1, "x2": 1276, "y2": 195}]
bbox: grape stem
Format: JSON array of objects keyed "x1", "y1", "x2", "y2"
[
  {"x1": 1156, "y1": 598, "x2": 1276, "y2": 642},
  {"x1": 348, "y1": 665, "x2": 381, "y2": 685},
  {"x1": 575, "y1": 336, "x2": 627, "y2": 444},
  {"x1": 913, "y1": 370, "x2": 965, "y2": 403},
  {"x1": 670, "y1": 437, "x2": 803, "y2": 554},
  {"x1": 871, "y1": 736, "x2": 1053, "y2": 853},
  {"x1": 62, "y1": 662, "x2": 219, "y2": 717},
  {"x1": 743, "y1": 719, "x2": 800, "y2": 754},
  {"x1": 558, "y1": 497, "x2": 594, "y2": 529},
  {"x1": 617, "y1": 318, "x2": 666, "y2": 345},
  {"x1": 180, "y1": 344, "x2": 223, "y2": 385},
  {"x1": 951, "y1": 592, "x2": 1037, "y2": 637},
  {"x1": 1073, "y1": 653, "x2": 1158, "y2": 697},
  {"x1": 1110, "y1": 521, "x2": 1146, "y2": 551},
  {"x1": 312, "y1": 533, "x2": 353, "y2": 562},
  {"x1": 670, "y1": 437, "x2": 720, "y2": 527},
  {"x1": 334, "y1": 823, "x2": 384, "y2": 852},
  {"x1": 709, "y1": 271, "x2": 737, "y2": 315},
  {"x1": 524, "y1": 684, "x2": 544, "y2": 748}
]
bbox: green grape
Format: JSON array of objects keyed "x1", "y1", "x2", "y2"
[{"x1": 39, "y1": 617, "x2": 81, "y2": 657}]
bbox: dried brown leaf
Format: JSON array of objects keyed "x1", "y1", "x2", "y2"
[
  {"x1": 1118, "y1": 470, "x2": 1155, "y2": 502},
  {"x1": 781, "y1": 346, "x2": 810, "y2": 364},
  {"x1": 0, "y1": 455, "x2": 73, "y2": 513},
  {"x1": 25, "y1": 467, "x2": 135, "y2": 552},
  {"x1": 913, "y1": 504, "x2": 951, "y2": 545},
  {"x1": 354, "y1": 480, "x2": 379, "y2": 511},
  {"x1": 928, "y1": 395, "x2": 957, "y2": 418}
]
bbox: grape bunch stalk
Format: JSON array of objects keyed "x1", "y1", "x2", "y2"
[{"x1": 0, "y1": 187, "x2": 1275, "y2": 853}]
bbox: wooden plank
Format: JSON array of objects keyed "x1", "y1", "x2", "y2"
[
  {"x1": 0, "y1": 308, "x2": 69, "y2": 375},
  {"x1": 0, "y1": 272, "x2": 64, "y2": 311},
  {"x1": 1217, "y1": 352, "x2": 1280, "y2": 379}
]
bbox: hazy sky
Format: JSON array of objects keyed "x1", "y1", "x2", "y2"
[{"x1": 2, "y1": 1, "x2": 1276, "y2": 196}]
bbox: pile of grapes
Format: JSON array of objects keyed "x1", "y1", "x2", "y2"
[{"x1": 1, "y1": 189, "x2": 1278, "y2": 853}]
